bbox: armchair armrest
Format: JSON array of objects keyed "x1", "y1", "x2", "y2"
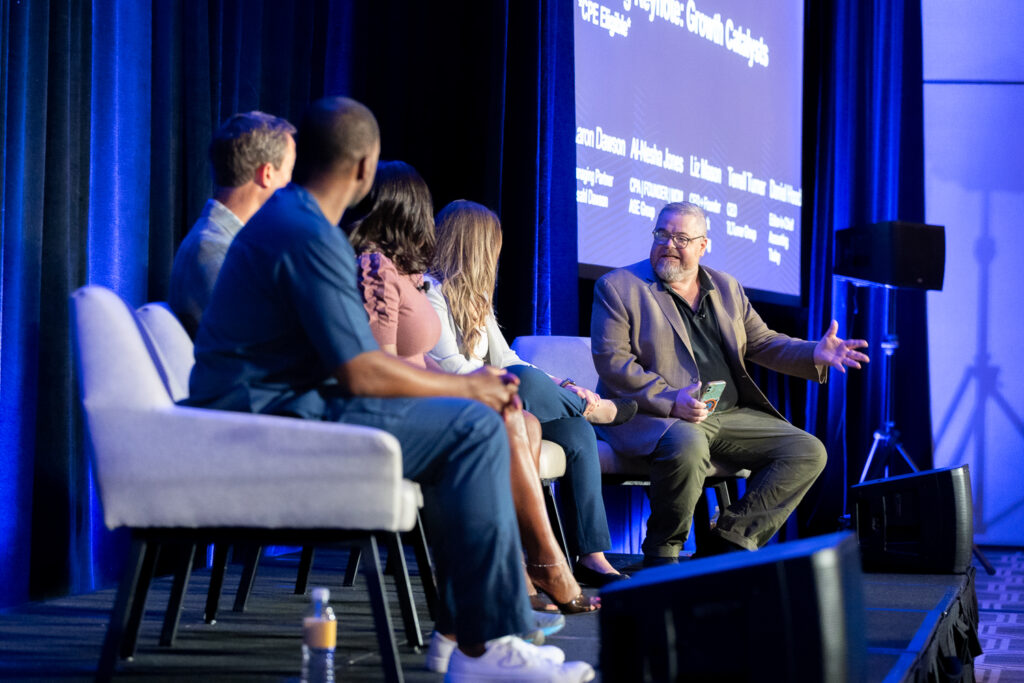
[{"x1": 85, "y1": 405, "x2": 419, "y2": 533}]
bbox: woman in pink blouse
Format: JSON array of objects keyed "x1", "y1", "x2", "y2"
[{"x1": 349, "y1": 161, "x2": 597, "y2": 669}]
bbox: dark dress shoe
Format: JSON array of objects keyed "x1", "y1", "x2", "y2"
[
  {"x1": 574, "y1": 563, "x2": 631, "y2": 588},
  {"x1": 641, "y1": 555, "x2": 679, "y2": 568},
  {"x1": 693, "y1": 534, "x2": 746, "y2": 558},
  {"x1": 607, "y1": 398, "x2": 638, "y2": 426}
]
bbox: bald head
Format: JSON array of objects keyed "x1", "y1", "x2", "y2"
[{"x1": 293, "y1": 97, "x2": 380, "y2": 185}]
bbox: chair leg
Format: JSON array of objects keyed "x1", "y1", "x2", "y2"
[
  {"x1": 361, "y1": 535, "x2": 404, "y2": 683},
  {"x1": 97, "y1": 537, "x2": 149, "y2": 682},
  {"x1": 160, "y1": 543, "x2": 196, "y2": 646},
  {"x1": 542, "y1": 480, "x2": 573, "y2": 564},
  {"x1": 204, "y1": 543, "x2": 230, "y2": 624},
  {"x1": 386, "y1": 533, "x2": 424, "y2": 649},
  {"x1": 120, "y1": 541, "x2": 161, "y2": 660},
  {"x1": 295, "y1": 546, "x2": 316, "y2": 595},
  {"x1": 714, "y1": 480, "x2": 734, "y2": 509},
  {"x1": 407, "y1": 513, "x2": 438, "y2": 620},
  {"x1": 233, "y1": 544, "x2": 263, "y2": 612},
  {"x1": 344, "y1": 546, "x2": 362, "y2": 587}
]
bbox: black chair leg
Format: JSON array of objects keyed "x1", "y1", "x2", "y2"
[
  {"x1": 387, "y1": 533, "x2": 424, "y2": 649},
  {"x1": 361, "y1": 536, "x2": 404, "y2": 683},
  {"x1": 714, "y1": 480, "x2": 734, "y2": 509},
  {"x1": 344, "y1": 545, "x2": 362, "y2": 587},
  {"x1": 97, "y1": 537, "x2": 149, "y2": 682},
  {"x1": 204, "y1": 543, "x2": 230, "y2": 624},
  {"x1": 233, "y1": 545, "x2": 263, "y2": 612},
  {"x1": 295, "y1": 546, "x2": 315, "y2": 595},
  {"x1": 542, "y1": 480, "x2": 573, "y2": 564},
  {"x1": 120, "y1": 540, "x2": 161, "y2": 659},
  {"x1": 160, "y1": 543, "x2": 196, "y2": 646},
  {"x1": 408, "y1": 513, "x2": 438, "y2": 620}
]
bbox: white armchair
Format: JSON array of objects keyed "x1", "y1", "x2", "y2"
[
  {"x1": 73, "y1": 285, "x2": 419, "y2": 682},
  {"x1": 133, "y1": 300, "x2": 435, "y2": 649}
]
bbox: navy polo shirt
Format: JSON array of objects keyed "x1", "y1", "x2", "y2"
[
  {"x1": 666, "y1": 268, "x2": 739, "y2": 412},
  {"x1": 186, "y1": 184, "x2": 379, "y2": 418}
]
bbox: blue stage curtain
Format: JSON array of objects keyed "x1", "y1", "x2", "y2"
[
  {"x1": 495, "y1": 0, "x2": 579, "y2": 337},
  {"x1": 0, "y1": 0, "x2": 576, "y2": 607},
  {"x1": 0, "y1": 0, "x2": 335, "y2": 608},
  {"x1": 801, "y1": 0, "x2": 930, "y2": 534}
]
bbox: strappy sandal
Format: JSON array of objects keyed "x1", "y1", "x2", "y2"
[{"x1": 526, "y1": 561, "x2": 600, "y2": 615}]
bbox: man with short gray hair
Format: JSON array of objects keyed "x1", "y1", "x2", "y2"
[
  {"x1": 170, "y1": 111, "x2": 296, "y2": 336},
  {"x1": 592, "y1": 201, "x2": 870, "y2": 564}
]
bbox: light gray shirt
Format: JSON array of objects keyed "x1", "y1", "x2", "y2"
[{"x1": 169, "y1": 199, "x2": 244, "y2": 337}]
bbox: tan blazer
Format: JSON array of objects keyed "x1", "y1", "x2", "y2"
[{"x1": 591, "y1": 260, "x2": 826, "y2": 456}]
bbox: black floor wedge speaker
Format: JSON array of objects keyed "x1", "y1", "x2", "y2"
[
  {"x1": 600, "y1": 532, "x2": 867, "y2": 682},
  {"x1": 834, "y1": 221, "x2": 945, "y2": 290},
  {"x1": 851, "y1": 465, "x2": 974, "y2": 573}
]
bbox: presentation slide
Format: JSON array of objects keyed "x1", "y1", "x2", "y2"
[{"x1": 574, "y1": 0, "x2": 804, "y2": 301}]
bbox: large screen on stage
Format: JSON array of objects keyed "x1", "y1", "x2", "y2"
[{"x1": 574, "y1": 1, "x2": 805, "y2": 301}]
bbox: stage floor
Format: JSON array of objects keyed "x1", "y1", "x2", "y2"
[{"x1": 0, "y1": 545, "x2": 983, "y2": 681}]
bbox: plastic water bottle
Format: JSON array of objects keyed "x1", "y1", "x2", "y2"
[{"x1": 301, "y1": 586, "x2": 336, "y2": 683}]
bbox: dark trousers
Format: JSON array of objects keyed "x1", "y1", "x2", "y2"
[
  {"x1": 506, "y1": 364, "x2": 612, "y2": 556},
  {"x1": 327, "y1": 395, "x2": 531, "y2": 643},
  {"x1": 644, "y1": 407, "x2": 827, "y2": 557}
]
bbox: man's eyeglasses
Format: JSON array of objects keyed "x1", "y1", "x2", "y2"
[{"x1": 652, "y1": 229, "x2": 705, "y2": 249}]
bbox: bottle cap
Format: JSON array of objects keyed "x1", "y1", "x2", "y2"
[{"x1": 312, "y1": 586, "x2": 330, "y2": 603}]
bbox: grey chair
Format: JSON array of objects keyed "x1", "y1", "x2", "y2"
[
  {"x1": 134, "y1": 300, "x2": 438, "y2": 649},
  {"x1": 72, "y1": 285, "x2": 420, "y2": 682},
  {"x1": 510, "y1": 335, "x2": 751, "y2": 554}
]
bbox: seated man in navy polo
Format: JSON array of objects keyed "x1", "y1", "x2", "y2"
[{"x1": 185, "y1": 97, "x2": 593, "y2": 683}]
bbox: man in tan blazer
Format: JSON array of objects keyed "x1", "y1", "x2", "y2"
[{"x1": 592, "y1": 201, "x2": 869, "y2": 564}]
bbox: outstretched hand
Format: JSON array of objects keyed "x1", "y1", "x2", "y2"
[{"x1": 814, "y1": 320, "x2": 870, "y2": 373}]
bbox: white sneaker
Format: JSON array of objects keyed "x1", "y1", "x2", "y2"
[
  {"x1": 426, "y1": 630, "x2": 566, "y2": 675},
  {"x1": 521, "y1": 609, "x2": 567, "y2": 644},
  {"x1": 445, "y1": 635, "x2": 595, "y2": 682}
]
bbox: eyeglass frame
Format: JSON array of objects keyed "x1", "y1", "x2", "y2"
[{"x1": 651, "y1": 228, "x2": 706, "y2": 249}]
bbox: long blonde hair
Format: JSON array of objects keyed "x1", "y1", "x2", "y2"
[{"x1": 431, "y1": 200, "x2": 503, "y2": 358}]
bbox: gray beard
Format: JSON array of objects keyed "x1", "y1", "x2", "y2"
[{"x1": 654, "y1": 258, "x2": 685, "y2": 283}]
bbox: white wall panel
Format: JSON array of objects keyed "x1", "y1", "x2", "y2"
[
  {"x1": 925, "y1": 82, "x2": 1024, "y2": 545},
  {"x1": 923, "y1": 1, "x2": 1024, "y2": 82}
]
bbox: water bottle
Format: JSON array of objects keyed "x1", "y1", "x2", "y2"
[{"x1": 301, "y1": 586, "x2": 336, "y2": 683}]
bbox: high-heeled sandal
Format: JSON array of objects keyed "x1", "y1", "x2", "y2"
[
  {"x1": 526, "y1": 561, "x2": 600, "y2": 615},
  {"x1": 529, "y1": 592, "x2": 559, "y2": 613}
]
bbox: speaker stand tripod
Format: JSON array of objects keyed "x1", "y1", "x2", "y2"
[
  {"x1": 855, "y1": 286, "x2": 994, "y2": 574},
  {"x1": 858, "y1": 287, "x2": 918, "y2": 484}
]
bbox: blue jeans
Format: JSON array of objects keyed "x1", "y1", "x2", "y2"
[
  {"x1": 326, "y1": 394, "x2": 532, "y2": 643},
  {"x1": 506, "y1": 365, "x2": 611, "y2": 556}
]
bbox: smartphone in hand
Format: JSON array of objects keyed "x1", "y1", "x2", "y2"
[{"x1": 699, "y1": 380, "x2": 727, "y2": 414}]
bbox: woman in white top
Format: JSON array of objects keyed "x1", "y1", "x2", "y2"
[{"x1": 426, "y1": 200, "x2": 634, "y2": 589}]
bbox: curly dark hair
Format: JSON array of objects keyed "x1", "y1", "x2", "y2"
[{"x1": 348, "y1": 160, "x2": 435, "y2": 274}]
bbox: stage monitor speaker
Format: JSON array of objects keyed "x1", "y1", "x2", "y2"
[
  {"x1": 600, "y1": 532, "x2": 866, "y2": 683},
  {"x1": 833, "y1": 221, "x2": 945, "y2": 290},
  {"x1": 851, "y1": 465, "x2": 973, "y2": 574}
]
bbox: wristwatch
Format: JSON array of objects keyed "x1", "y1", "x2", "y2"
[{"x1": 559, "y1": 378, "x2": 576, "y2": 388}]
